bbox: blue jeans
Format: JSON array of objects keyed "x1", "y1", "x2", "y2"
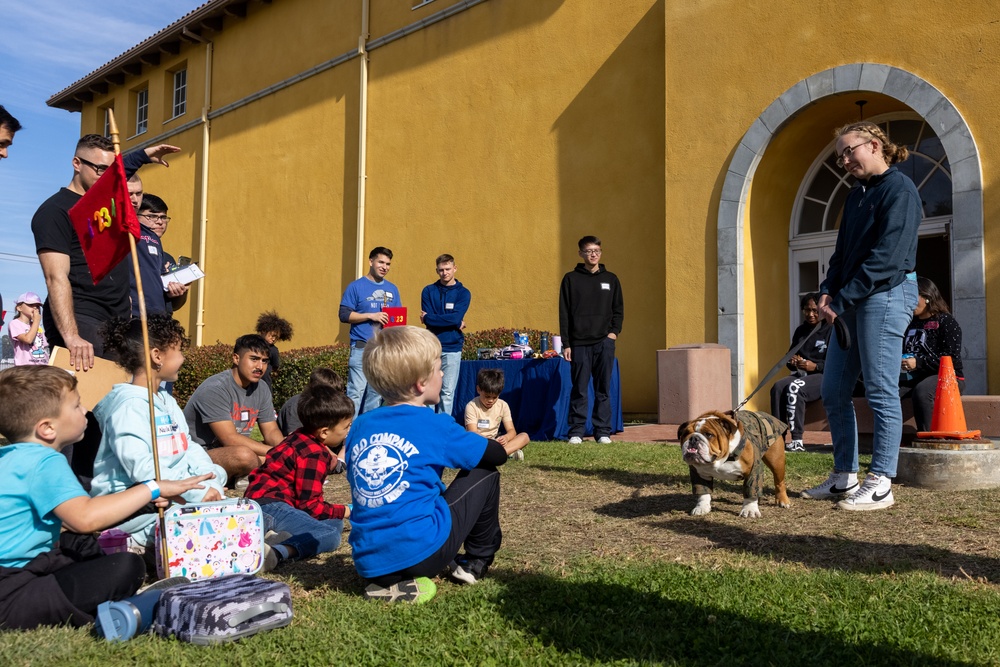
[
  {"x1": 438, "y1": 351, "x2": 462, "y2": 419},
  {"x1": 261, "y1": 502, "x2": 344, "y2": 561},
  {"x1": 347, "y1": 345, "x2": 382, "y2": 418},
  {"x1": 821, "y1": 278, "x2": 918, "y2": 478}
]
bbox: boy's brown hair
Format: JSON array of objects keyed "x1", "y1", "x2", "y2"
[
  {"x1": 0, "y1": 366, "x2": 78, "y2": 442},
  {"x1": 297, "y1": 384, "x2": 355, "y2": 433},
  {"x1": 476, "y1": 368, "x2": 505, "y2": 396},
  {"x1": 362, "y1": 326, "x2": 441, "y2": 404},
  {"x1": 307, "y1": 367, "x2": 345, "y2": 393}
]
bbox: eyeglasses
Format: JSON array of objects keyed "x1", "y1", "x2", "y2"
[
  {"x1": 581, "y1": 248, "x2": 602, "y2": 256},
  {"x1": 77, "y1": 156, "x2": 112, "y2": 176},
  {"x1": 140, "y1": 213, "x2": 171, "y2": 223},
  {"x1": 835, "y1": 139, "x2": 873, "y2": 168}
]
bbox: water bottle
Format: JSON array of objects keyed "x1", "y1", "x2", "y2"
[
  {"x1": 901, "y1": 354, "x2": 914, "y2": 382},
  {"x1": 94, "y1": 588, "x2": 165, "y2": 641},
  {"x1": 540, "y1": 332, "x2": 550, "y2": 354}
]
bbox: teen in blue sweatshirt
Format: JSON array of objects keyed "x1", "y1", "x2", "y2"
[{"x1": 420, "y1": 253, "x2": 471, "y2": 419}]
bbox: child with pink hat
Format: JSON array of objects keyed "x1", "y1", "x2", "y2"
[{"x1": 9, "y1": 292, "x2": 49, "y2": 366}]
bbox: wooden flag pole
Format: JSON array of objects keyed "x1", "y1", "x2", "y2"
[{"x1": 107, "y1": 110, "x2": 170, "y2": 578}]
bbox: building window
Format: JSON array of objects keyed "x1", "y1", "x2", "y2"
[
  {"x1": 135, "y1": 88, "x2": 148, "y2": 135},
  {"x1": 103, "y1": 108, "x2": 111, "y2": 138},
  {"x1": 172, "y1": 69, "x2": 187, "y2": 118}
]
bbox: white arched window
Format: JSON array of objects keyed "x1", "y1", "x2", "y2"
[{"x1": 788, "y1": 114, "x2": 953, "y2": 331}]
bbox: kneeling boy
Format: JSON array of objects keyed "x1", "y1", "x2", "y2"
[
  {"x1": 464, "y1": 368, "x2": 530, "y2": 460},
  {"x1": 244, "y1": 384, "x2": 353, "y2": 570},
  {"x1": 345, "y1": 326, "x2": 527, "y2": 603},
  {"x1": 0, "y1": 366, "x2": 211, "y2": 629}
]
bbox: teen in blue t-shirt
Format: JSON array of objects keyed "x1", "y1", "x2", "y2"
[{"x1": 345, "y1": 326, "x2": 527, "y2": 604}]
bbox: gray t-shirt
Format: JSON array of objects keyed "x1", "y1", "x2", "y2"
[
  {"x1": 277, "y1": 393, "x2": 302, "y2": 436},
  {"x1": 183, "y1": 369, "x2": 277, "y2": 448}
]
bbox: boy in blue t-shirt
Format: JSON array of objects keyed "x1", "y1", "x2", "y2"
[
  {"x1": 345, "y1": 326, "x2": 526, "y2": 603},
  {"x1": 0, "y1": 365, "x2": 213, "y2": 629}
]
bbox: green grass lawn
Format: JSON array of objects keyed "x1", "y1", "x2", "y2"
[{"x1": 3, "y1": 442, "x2": 1000, "y2": 666}]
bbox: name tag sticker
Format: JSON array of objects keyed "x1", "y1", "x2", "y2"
[
  {"x1": 601, "y1": 282, "x2": 610, "y2": 290},
  {"x1": 148, "y1": 246, "x2": 159, "y2": 255},
  {"x1": 477, "y1": 419, "x2": 491, "y2": 430},
  {"x1": 445, "y1": 303, "x2": 454, "y2": 310},
  {"x1": 241, "y1": 410, "x2": 250, "y2": 422}
]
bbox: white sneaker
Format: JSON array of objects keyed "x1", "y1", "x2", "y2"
[
  {"x1": 597, "y1": 437, "x2": 612, "y2": 444},
  {"x1": 568, "y1": 436, "x2": 583, "y2": 445},
  {"x1": 837, "y1": 473, "x2": 894, "y2": 511},
  {"x1": 800, "y1": 471, "x2": 858, "y2": 500},
  {"x1": 785, "y1": 439, "x2": 805, "y2": 452}
]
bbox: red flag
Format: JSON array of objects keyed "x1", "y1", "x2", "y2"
[{"x1": 68, "y1": 154, "x2": 140, "y2": 284}]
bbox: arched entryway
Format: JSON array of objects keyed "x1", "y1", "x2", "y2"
[{"x1": 717, "y1": 63, "x2": 985, "y2": 399}]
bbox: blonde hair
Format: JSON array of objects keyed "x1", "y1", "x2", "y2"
[
  {"x1": 0, "y1": 366, "x2": 78, "y2": 442},
  {"x1": 835, "y1": 121, "x2": 909, "y2": 166},
  {"x1": 362, "y1": 326, "x2": 441, "y2": 404}
]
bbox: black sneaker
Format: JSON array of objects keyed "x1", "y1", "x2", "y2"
[{"x1": 449, "y1": 555, "x2": 490, "y2": 584}]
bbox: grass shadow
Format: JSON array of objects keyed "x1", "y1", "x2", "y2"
[
  {"x1": 530, "y1": 464, "x2": 689, "y2": 489},
  {"x1": 653, "y1": 518, "x2": 1000, "y2": 582},
  {"x1": 489, "y1": 570, "x2": 976, "y2": 666}
]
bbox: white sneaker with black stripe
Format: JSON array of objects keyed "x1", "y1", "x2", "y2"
[
  {"x1": 837, "y1": 473, "x2": 894, "y2": 511},
  {"x1": 800, "y1": 471, "x2": 858, "y2": 500}
]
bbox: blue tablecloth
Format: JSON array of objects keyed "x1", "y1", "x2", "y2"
[{"x1": 450, "y1": 358, "x2": 623, "y2": 441}]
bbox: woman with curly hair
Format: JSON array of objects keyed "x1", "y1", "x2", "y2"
[
  {"x1": 899, "y1": 277, "x2": 965, "y2": 431},
  {"x1": 90, "y1": 315, "x2": 227, "y2": 564}
]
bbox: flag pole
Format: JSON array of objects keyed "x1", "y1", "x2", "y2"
[{"x1": 107, "y1": 110, "x2": 170, "y2": 578}]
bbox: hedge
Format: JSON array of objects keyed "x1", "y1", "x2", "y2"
[{"x1": 174, "y1": 327, "x2": 555, "y2": 408}]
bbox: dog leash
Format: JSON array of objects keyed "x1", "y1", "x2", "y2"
[{"x1": 733, "y1": 317, "x2": 851, "y2": 413}]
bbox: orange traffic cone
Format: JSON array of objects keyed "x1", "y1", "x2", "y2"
[{"x1": 915, "y1": 356, "x2": 981, "y2": 440}]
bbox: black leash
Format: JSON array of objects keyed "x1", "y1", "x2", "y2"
[{"x1": 734, "y1": 317, "x2": 851, "y2": 413}]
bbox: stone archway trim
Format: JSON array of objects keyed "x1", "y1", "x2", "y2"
[{"x1": 717, "y1": 62, "x2": 986, "y2": 400}]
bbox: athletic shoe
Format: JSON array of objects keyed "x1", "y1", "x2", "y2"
[
  {"x1": 597, "y1": 436, "x2": 612, "y2": 444},
  {"x1": 785, "y1": 439, "x2": 805, "y2": 452},
  {"x1": 800, "y1": 471, "x2": 858, "y2": 500},
  {"x1": 568, "y1": 436, "x2": 583, "y2": 445},
  {"x1": 364, "y1": 577, "x2": 437, "y2": 604},
  {"x1": 509, "y1": 450, "x2": 525, "y2": 461},
  {"x1": 837, "y1": 473, "x2": 894, "y2": 511},
  {"x1": 450, "y1": 555, "x2": 490, "y2": 584},
  {"x1": 445, "y1": 560, "x2": 478, "y2": 585},
  {"x1": 235, "y1": 477, "x2": 250, "y2": 492},
  {"x1": 263, "y1": 543, "x2": 279, "y2": 572},
  {"x1": 264, "y1": 530, "x2": 292, "y2": 546}
]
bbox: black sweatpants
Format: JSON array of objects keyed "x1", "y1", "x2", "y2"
[
  {"x1": 900, "y1": 375, "x2": 965, "y2": 431},
  {"x1": 368, "y1": 467, "x2": 502, "y2": 587},
  {"x1": 770, "y1": 373, "x2": 824, "y2": 440},
  {"x1": 568, "y1": 337, "x2": 616, "y2": 439}
]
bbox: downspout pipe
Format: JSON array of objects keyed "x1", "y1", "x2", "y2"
[
  {"x1": 195, "y1": 39, "x2": 212, "y2": 346},
  {"x1": 356, "y1": 0, "x2": 370, "y2": 277}
]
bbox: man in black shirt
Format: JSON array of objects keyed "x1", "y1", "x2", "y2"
[
  {"x1": 31, "y1": 134, "x2": 179, "y2": 370},
  {"x1": 558, "y1": 235, "x2": 624, "y2": 444}
]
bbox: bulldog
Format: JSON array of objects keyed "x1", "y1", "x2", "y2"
[{"x1": 679, "y1": 410, "x2": 790, "y2": 518}]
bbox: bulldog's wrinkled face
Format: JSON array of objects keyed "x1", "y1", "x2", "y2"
[{"x1": 680, "y1": 411, "x2": 741, "y2": 466}]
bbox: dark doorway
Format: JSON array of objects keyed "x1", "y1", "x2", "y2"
[{"x1": 915, "y1": 233, "x2": 951, "y2": 307}]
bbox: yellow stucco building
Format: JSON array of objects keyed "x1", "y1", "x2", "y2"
[{"x1": 49, "y1": 0, "x2": 995, "y2": 415}]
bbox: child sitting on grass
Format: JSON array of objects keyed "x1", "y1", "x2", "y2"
[
  {"x1": 89, "y1": 316, "x2": 227, "y2": 563},
  {"x1": 277, "y1": 367, "x2": 346, "y2": 436},
  {"x1": 0, "y1": 365, "x2": 212, "y2": 629},
  {"x1": 345, "y1": 326, "x2": 527, "y2": 604},
  {"x1": 256, "y1": 310, "x2": 293, "y2": 389},
  {"x1": 244, "y1": 384, "x2": 353, "y2": 570},
  {"x1": 464, "y1": 368, "x2": 530, "y2": 460}
]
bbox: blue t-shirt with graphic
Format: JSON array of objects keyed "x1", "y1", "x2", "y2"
[
  {"x1": 340, "y1": 275, "x2": 401, "y2": 343},
  {"x1": 345, "y1": 404, "x2": 487, "y2": 578},
  {"x1": 0, "y1": 443, "x2": 87, "y2": 568}
]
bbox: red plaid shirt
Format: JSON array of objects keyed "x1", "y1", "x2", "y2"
[{"x1": 245, "y1": 430, "x2": 347, "y2": 520}]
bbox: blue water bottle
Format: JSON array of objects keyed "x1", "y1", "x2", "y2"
[
  {"x1": 94, "y1": 588, "x2": 164, "y2": 641},
  {"x1": 901, "y1": 354, "x2": 914, "y2": 382}
]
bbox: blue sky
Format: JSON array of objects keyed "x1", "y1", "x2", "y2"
[{"x1": 0, "y1": 1, "x2": 205, "y2": 319}]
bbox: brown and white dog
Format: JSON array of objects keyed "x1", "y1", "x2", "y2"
[{"x1": 678, "y1": 410, "x2": 790, "y2": 518}]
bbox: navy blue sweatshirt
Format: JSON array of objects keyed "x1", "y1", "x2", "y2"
[
  {"x1": 821, "y1": 166, "x2": 921, "y2": 314},
  {"x1": 559, "y1": 264, "x2": 624, "y2": 347},
  {"x1": 421, "y1": 280, "x2": 471, "y2": 353}
]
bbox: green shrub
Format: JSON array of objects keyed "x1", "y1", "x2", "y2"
[
  {"x1": 174, "y1": 341, "x2": 350, "y2": 409},
  {"x1": 175, "y1": 341, "x2": 232, "y2": 407},
  {"x1": 462, "y1": 327, "x2": 555, "y2": 360},
  {"x1": 270, "y1": 344, "x2": 350, "y2": 408}
]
